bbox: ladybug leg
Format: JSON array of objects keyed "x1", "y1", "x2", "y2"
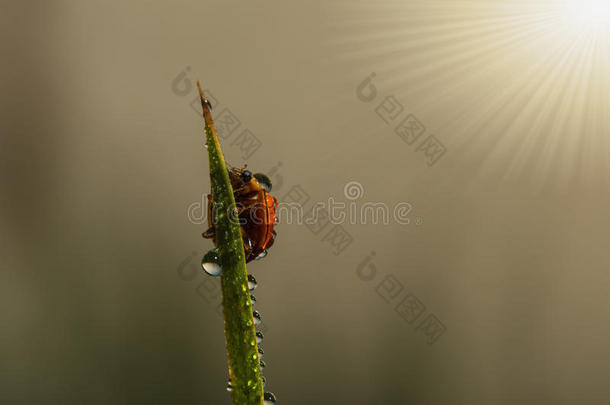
[
  {"x1": 227, "y1": 166, "x2": 239, "y2": 184},
  {"x1": 232, "y1": 184, "x2": 251, "y2": 195},
  {"x1": 234, "y1": 181, "x2": 262, "y2": 197}
]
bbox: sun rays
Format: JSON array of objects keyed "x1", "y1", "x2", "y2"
[{"x1": 327, "y1": 0, "x2": 610, "y2": 188}]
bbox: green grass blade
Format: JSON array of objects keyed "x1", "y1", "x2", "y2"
[{"x1": 196, "y1": 81, "x2": 264, "y2": 405}]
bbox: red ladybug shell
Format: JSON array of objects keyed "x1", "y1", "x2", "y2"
[
  {"x1": 242, "y1": 191, "x2": 276, "y2": 256},
  {"x1": 203, "y1": 166, "x2": 277, "y2": 263}
]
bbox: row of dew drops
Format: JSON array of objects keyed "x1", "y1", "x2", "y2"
[{"x1": 202, "y1": 248, "x2": 276, "y2": 404}]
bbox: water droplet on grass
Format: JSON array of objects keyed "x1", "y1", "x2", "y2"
[
  {"x1": 256, "y1": 331, "x2": 264, "y2": 344},
  {"x1": 253, "y1": 310, "x2": 261, "y2": 326},
  {"x1": 201, "y1": 248, "x2": 221, "y2": 276},
  {"x1": 264, "y1": 392, "x2": 277, "y2": 404},
  {"x1": 247, "y1": 274, "x2": 258, "y2": 290}
]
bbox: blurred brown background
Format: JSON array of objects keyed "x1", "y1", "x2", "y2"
[{"x1": 2, "y1": 1, "x2": 609, "y2": 404}]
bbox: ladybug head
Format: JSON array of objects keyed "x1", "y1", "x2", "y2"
[
  {"x1": 253, "y1": 173, "x2": 272, "y2": 192},
  {"x1": 241, "y1": 170, "x2": 253, "y2": 183}
]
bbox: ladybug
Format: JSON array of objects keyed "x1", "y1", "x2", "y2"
[{"x1": 203, "y1": 166, "x2": 278, "y2": 263}]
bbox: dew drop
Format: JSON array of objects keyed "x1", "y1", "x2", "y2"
[
  {"x1": 202, "y1": 262, "x2": 222, "y2": 276},
  {"x1": 262, "y1": 376, "x2": 266, "y2": 387},
  {"x1": 250, "y1": 294, "x2": 257, "y2": 305},
  {"x1": 201, "y1": 248, "x2": 221, "y2": 276},
  {"x1": 256, "y1": 331, "x2": 264, "y2": 344},
  {"x1": 260, "y1": 360, "x2": 266, "y2": 369},
  {"x1": 258, "y1": 347, "x2": 264, "y2": 359},
  {"x1": 253, "y1": 310, "x2": 261, "y2": 326},
  {"x1": 247, "y1": 274, "x2": 258, "y2": 290},
  {"x1": 255, "y1": 249, "x2": 268, "y2": 260},
  {"x1": 264, "y1": 392, "x2": 277, "y2": 404},
  {"x1": 226, "y1": 379, "x2": 233, "y2": 392}
]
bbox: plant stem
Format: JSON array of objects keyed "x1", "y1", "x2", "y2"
[{"x1": 196, "y1": 81, "x2": 264, "y2": 405}]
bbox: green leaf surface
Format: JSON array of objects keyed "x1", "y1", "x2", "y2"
[{"x1": 197, "y1": 81, "x2": 264, "y2": 405}]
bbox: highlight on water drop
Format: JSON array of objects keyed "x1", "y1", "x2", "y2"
[
  {"x1": 201, "y1": 248, "x2": 222, "y2": 276},
  {"x1": 226, "y1": 378, "x2": 233, "y2": 392},
  {"x1": 247, "y1": 274, "x2": 258, "y2": 290},
  {"x1": 255, "y1": 249, "x2": 268, "y2": 260},
  {"x1": 253, "y1": 310, "x2": 262, "y2": 326},
  {"x1": 264, "y1": 392, "x2": 277, "y2": 404}
]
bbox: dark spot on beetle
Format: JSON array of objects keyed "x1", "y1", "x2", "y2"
[{"x1": 253, "y1": 173, "x2": 272, "y2": 191}]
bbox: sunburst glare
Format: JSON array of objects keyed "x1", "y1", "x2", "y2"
[
  {"x1": 560, "y1": 0, "x2": 610, "y2": 35},
  {"x1": 327, "y1": 0, "x2": 610, "y2": 189}
]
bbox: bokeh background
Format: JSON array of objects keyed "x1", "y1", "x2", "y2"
[{"x1": 2, "y1": 1, "x2": 610, "y2": 404}]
